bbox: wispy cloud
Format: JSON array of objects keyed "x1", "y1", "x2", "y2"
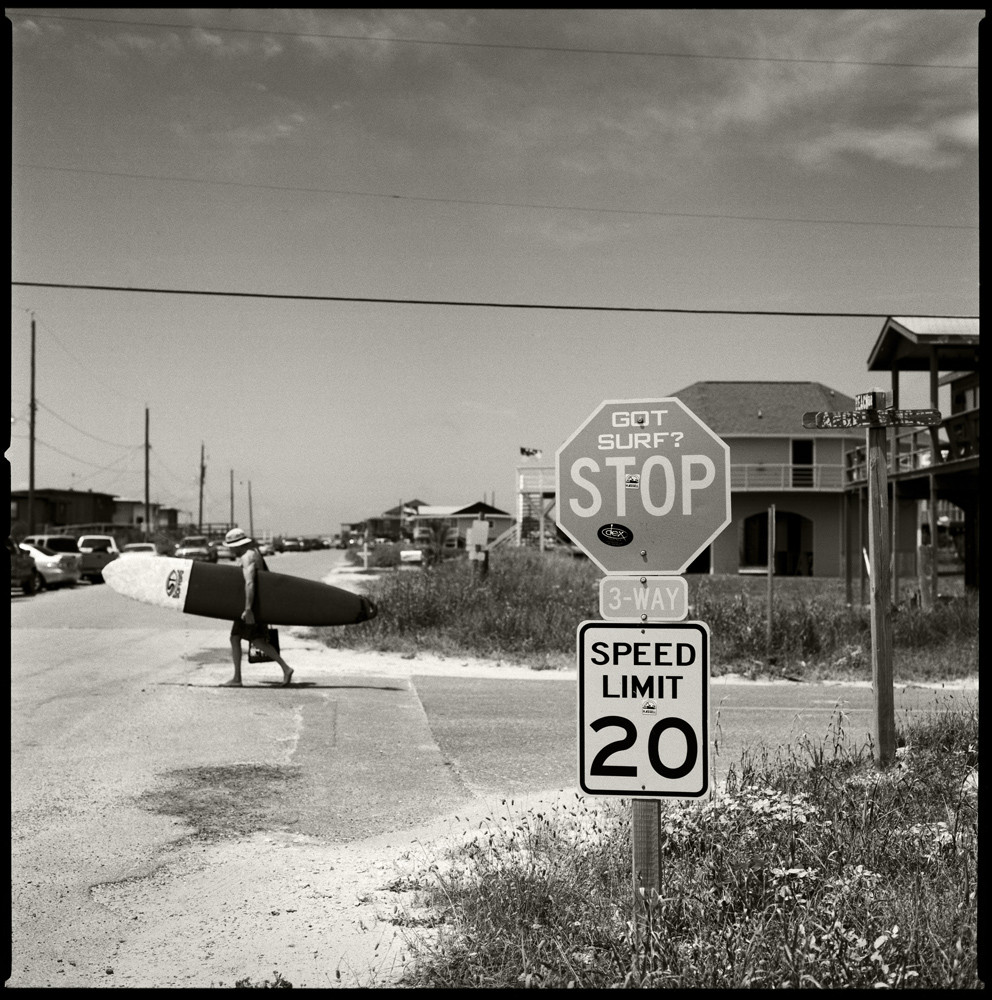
[{"x1": 795, "y1": 111, "x2": 978, "y2": 172}]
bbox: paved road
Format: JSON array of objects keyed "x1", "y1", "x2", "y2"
[{"x1": 9, "y1": 549, "x2": 975, "y2": 986}]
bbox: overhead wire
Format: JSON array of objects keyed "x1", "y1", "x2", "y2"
[
  {"x1": 25, "y1": 312, "x2": 148, "y2": 406},
  {"x1": 35, "y1": 399, "x2": 140, "y2": 448},
  {"x1": 14, "y1": 434, "x2": 144, "y2": 475},
  {"x1": 14, "y1": 163, "x2": 978, "y2": 233},
  {"x1": 6, "y1": 10, "x2": 978, "y2": 70},
  {"x1": 9, "y1": 280, "x2": 979, "y2": 321}
]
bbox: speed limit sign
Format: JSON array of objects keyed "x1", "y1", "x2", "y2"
[{"x1": 578, "y1": 621, "x2": 709, "y2": 798}]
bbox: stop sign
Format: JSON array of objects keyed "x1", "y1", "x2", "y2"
[{"x1": 556, "y1": 398, "x2": 731, "y2": 574}]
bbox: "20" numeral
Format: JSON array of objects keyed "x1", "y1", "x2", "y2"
[{"x1": 589, "y1": 716, "x2": 697, "y2": 778}]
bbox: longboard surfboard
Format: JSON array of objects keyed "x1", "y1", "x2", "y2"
[{"x1": 103, "y1": 555, "x2": 376, "y2": 627}]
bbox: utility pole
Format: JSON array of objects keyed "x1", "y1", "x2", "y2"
[
  {"x1": 28, "y1": 314, "x2": 37, "y2": 534},
  {"x1": 230, "y1": 468, "x2": 234, "y2": 529},
  {"x1": 248, "y1": 480, "x2": 254, "y2": 538},
  {"x1": 144, "y1": 407, "x2": 151, "y2": 540},
  {"x1": 198, "y1": 443, "x2": 205, "y2": 533}
]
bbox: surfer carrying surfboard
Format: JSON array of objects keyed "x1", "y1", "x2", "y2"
[{"x1": 223, "y1": 527, "x2": 294, "y2": 687}]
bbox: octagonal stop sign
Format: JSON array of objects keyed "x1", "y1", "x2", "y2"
[{"x1": 556, "y1": 398, "x2": 731, "y2": 575}]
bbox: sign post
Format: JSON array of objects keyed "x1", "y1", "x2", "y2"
[
  {"x1": 803, "y1": 391, "x2": 941, "y2": 768},
  {"x1": 558, "y1": 398, "x2": 730, "y2": 936},
  {"x1": 466, "y1": 519, "x2": 490, "y2": 578}
]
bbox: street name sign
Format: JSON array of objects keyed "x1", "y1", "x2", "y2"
[
  {"x1": 802, "y1": 409, "x2": 941, "y2": 430},
  {"x1": 556, "y1": 399, "x2": 731, "y2": 574},
  {"x1": 599, "y1": 575, "x2": 689, "y2": 621},
  {"x1": 578, "y1": 621, "x2": 709, "y2": 798}
]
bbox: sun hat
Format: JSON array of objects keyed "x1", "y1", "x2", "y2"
[{"x1": 225, "y1": 527, "x2": 253, "y2": 548}]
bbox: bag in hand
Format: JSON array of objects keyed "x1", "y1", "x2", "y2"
[{"x1": 248, "y1": 627, "x2": 280, "y2": 663}]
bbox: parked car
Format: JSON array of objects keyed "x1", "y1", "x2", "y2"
[
  {"x1": 121, "y1": 542, "x2": 159, "y2": 557},
  {"x1": 24, "y1": 534, "x2": 82, "y2": 556},
  {"x1": 18, "y1": 542, "x2": 83, "y2": 589},
  {"x1": 211, "y1": 540, "x2": 235, "y2": 561},
  {"x1": 281, "y1": 537, "x2": 303, "y2": 552},
  {"x1": 76, "y1": 534, "x2": 122, "y2": 583},
  {"x1": 257, "y1": 541, "x2": 275, "y2": 557},
  {"x1": 9, "y1": 537, "x2": 41, "y2": 595},
  {"x1": 174, "y1": 535, "x2": 218, "y2": 562}
]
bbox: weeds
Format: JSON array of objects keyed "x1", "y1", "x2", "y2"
[
  {"x1": 232, "y1": 970, "x2": 293, "y2": 988},
  {"x1": 317, "y1": 551, "x2": 978, "y2": 681},
  {"x1": 397, "y1": 702, "x2": 979, "y2": 988}
]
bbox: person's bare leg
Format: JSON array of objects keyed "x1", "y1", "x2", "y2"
[
  {"x1": 223, "y1": 636, "x2": 244, "y2": 686},
  {"x1": 253, "y1": 639, "x2": 293, "y2": 686}
]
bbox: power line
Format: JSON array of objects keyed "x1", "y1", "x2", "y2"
[
  {"x1": 9, "y1": 280, "x2": 979, "y2": 321},
  {"x1": 24, "y1": 312, "x2": 148, "y2": 406},
  {"x1": 15, "y1": 163, "x2": 978, "y2": 233},
  {"x1": 12, "y1": 434, "x2": 144, "y2": 474},
  {"x1": 35, "y1": 399, "x2": 140, "y2": 448},
  {"x1": 7, "y1": 10, "x2": 977, "y2": 71}
]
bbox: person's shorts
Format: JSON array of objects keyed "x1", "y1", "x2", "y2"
[{"x1": 231, "y1": 619, "x2": 270, "y2": 642}]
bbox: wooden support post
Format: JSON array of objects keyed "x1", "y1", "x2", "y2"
[
  {"x1": 927, "y1": 473, "x2": 939, "y2": 609},
  {"x1": 918, "y1": 538, "x2": 934, "y2": 612},
  {"x1": 632, "y1": 798, "x2": 661, "y2": 939},
  {"x1": 867, "y1": 423, "x2": 896, "y2": 768},
  {"x1": 766, "y1": 504, "x2": 775, "y2": 663},
  {"x1": 843, "y1": 490, "x2": 852, "y2": 606},
  {"x1": 927, "y1": 349, "x2": 941, "y2": 606},
  {"x1": 859, "y1": 488, "x2": 867, "y2": 606},
  {"x1": 803, "y1": 392, "x2": 941, "y2": 770}
]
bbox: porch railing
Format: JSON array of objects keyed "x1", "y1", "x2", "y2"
[
  {"x1": 730, "y1": 464, "x2": 846, "y2": 490},
  {"x1": 845, "y1": 406, "x2": 979, "y2": 484}
]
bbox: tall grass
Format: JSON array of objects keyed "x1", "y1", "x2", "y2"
[
  {"x1": 316, "y1": 549, "x2": 978, "y2": 681},
  {"x1": 318, "y1": 549, "x2": 601, "y2": 667},
  {"x1": 394, "y1": 700, "x2": 979, "y2": 988}
]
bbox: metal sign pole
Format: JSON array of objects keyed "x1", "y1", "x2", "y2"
[{"x1": 632, "y1": 798, "x2": 661, "y2": 941}]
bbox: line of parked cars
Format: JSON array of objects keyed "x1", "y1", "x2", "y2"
[
  {"x1": 10, "y1": 531, "x2": 287, "y2": 596},
  {"x1": 9, "y1": 537, "x2": 84, "y2": 592}
]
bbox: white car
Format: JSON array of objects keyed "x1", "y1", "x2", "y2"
[
  {"x1": 19, "y1": 542, "x2": 83, "y2": 589},
  {"x1": 121, "y1": 543, "x2": 159, "y2": 557}
]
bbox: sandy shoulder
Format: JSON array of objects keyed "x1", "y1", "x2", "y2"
[{"x1": 90, "y1": 781, "x2": 580, "y2": 989}]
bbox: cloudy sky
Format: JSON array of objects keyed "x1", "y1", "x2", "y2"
[{"x1": 9, "y1": 9, "x2": 980, "y2": 536}]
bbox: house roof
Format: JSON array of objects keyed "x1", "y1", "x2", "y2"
[
  {"x1": 10, "y1": 487, "x2": 117, "y2": 500},
  {"x1": 867, "y1": 316, "x2": 979, "y2": 372},
  {"x1": 380, "y1": 499, "x2": 430, "y2": 517},
  {"x1": 670, "y1": 381, "x2": 860, "y2": 437},
  {"x1": 416, "y1": 501, "x2": 512, "y2": 518}
]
